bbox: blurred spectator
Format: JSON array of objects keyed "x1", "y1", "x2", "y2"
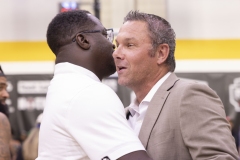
[
  {"x1": 0, "y1": 112, "x2": 11, "y2": 160},
  {"x1": 0, "y1": 65, "x2": 12, "y2": 159},
  {"x1": 17, "y1": 113, "x2": 42, "y2": 160},
  {"x1": 227, "y1": 116, "x2": 234, "y2": 131},
  {"x1": 9, "y1": 128, "x2": 21, "y2": 160},
  {"x1": 1, "y1": 65, "x2": 21, "y2": 160},
  {"x1": 0, "y1": 65, "x2": 9, "y2": 117},
  {"x1": 227, "y1": 116, "x2": 240, "y2": 155}
]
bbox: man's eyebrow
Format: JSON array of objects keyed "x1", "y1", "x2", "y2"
[
  {"x1": 125, "y1": 37, "x2": 136, "y2": 41},
  {"x1": 115, "y1": 37, "x2": 136, "y2": 44},
  {"x1": 116, "y1": 37, "x2": 136, "y2": 42}
]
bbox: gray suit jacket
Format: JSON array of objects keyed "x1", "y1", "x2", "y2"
[{"x1": 129, "y1": 73, "x2": 239, "y2": 160}]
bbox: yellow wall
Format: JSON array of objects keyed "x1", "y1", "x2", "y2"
[
  {"x1": 175, "y1": 40, "x2": 240, "y2": 59},
  {"x1": 0, "y1": 42, "x2": 55, "y2": 61},
  {"x1": 1, "y1": 40, "x2": 240, "y2": 61}
]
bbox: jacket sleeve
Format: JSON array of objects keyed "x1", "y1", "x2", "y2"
[{"x1": 179, "y1": 82, "x2": 239, "y2": 160}]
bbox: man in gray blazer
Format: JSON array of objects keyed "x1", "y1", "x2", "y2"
[{"x1": 113, "y1": 10, "x2": 239, "y2": 160}]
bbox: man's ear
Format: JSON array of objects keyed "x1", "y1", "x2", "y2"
[
  {"x1": 156, "y1": 43, "x2": 170, "y2": 65},
  {"x1": 75, "y1": 33, "x2": 91, "y2": 50}
]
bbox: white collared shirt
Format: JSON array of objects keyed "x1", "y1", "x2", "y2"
[
  {"x1": 37, "y1": 62, "x2": 145, "y2": 160},
  {"x1": 128, "y1": 72, "x2": 171, "y2": 135}
]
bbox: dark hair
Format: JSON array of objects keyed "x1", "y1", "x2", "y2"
[
  {"x1": 0, "y1": 103, "x2": 9, "y2": 118},
  {"x1": 47, "y1": 10, "x2": 95, "y2": 55},
  {"x1": 0, "y1": 65, "x2": 5, "y2": 77},
  {"x1": 124, "y1": 11, "x2": 176, "y2": 72}
]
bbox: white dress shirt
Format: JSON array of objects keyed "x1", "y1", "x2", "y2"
[{"x1": 128, "y1": 72, "x2": 171, "y2": 135}]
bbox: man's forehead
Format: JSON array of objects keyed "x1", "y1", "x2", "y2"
[
  {"x1": 116, "y1": 35, "x2": 136, "y2": 42},
  {"x1": 116, "y1": 22, "x2": 148, "y2": 42},
  {"x1": 119, "y1": 21, "x2": 147, "y2": 35}
]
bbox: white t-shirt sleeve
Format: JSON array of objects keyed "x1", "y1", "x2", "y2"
[{"x1": 65, "y1": 83, "x2": 145, "y2": 160}]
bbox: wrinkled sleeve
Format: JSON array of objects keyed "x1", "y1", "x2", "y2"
[{"x1": 180, "y1": 83, "x2": 239, "y2": 160}]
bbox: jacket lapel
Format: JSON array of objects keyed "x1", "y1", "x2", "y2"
[{"x1": 138, "y1": 73, "x2": 179, "y2": 148}]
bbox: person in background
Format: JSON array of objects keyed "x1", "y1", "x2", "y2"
[
  {"x1": 0, "y1": 65, "x2": 11, "y2": 160},
  {"x1": 0, "y1": 66, "x2": 9, "y2": 118},
  {"x1": 113, "y1": 10, "x2": 239, "y2": 160},
  {"x1": 37, "y1": 10, "x2": 152, "y2": 160},
  {"x1": 0, "y1": 112, "x2": 11, "y2": 160},
  {"x1": 16, "y1": 113, "x2": 42, "y2": 160},
  {"x1": 0, "y1": 65, "x2": 21, "y2": 160},
  {"x1": 9, "y1": 129, "x2": 21, "y2": 160}
]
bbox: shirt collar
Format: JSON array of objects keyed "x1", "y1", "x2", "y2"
[
  {"x1": 54, "y1": 62, "x2": 100, "y2": 82},
  {"x1": 128, "y1": 99, "x2": 139, "y2": 116},
  {"x1": 143, "y1": 72, "x2": 171, "y2": 102},
  {"x1": 128, "y1": 72, "x2": 171, "y2": 116}
]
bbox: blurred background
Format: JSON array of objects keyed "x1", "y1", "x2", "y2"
[{"x1": 0, "y1": 0, "x2": 240, "y2": 158}]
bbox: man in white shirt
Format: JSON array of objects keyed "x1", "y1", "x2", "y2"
[{"x1": 37, "y1": 10, "x2": 152, "y2": 160}]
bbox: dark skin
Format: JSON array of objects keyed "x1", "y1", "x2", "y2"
[
  {"x1": 55, "y1": 14, "x2": 152, "y2": 160},
  {"x1": 56, "y1": 15, "x2": 116, "y2": 81}
]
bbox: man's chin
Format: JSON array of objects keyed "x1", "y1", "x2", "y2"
[
  {"x1": 104, "y1": 69, "x2": 116, "y2": 78},
  {"x1": 117, "y1": 78, "x2": 128, "y2": 87}
]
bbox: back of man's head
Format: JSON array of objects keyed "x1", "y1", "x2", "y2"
[{"x1": 47, "y1": 10, "x2": 95, "y2": 56}]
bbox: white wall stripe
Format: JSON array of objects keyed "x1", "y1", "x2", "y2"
[{"x1": 1, "y1": 60, "x2": 240, "y2": 75}]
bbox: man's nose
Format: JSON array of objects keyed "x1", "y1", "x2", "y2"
[
  {"x1": 113, "y1": 47, "x2": 123, "y2": 60},
  {"x1": 112, "y1": 48, "x2": 118, "y2": 59}
]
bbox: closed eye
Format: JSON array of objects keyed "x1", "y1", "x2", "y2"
[{"x1": 127, "y1": 43, "x2": 134, "y2": 47}]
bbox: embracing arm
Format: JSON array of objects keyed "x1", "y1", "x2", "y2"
[{"x1": 0, "y1": 113, "x2": 11, "y2": 160}]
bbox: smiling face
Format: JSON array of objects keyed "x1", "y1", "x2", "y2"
[{"x1": 113, "y1": 21, "x2": 160, "y2": 90}]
